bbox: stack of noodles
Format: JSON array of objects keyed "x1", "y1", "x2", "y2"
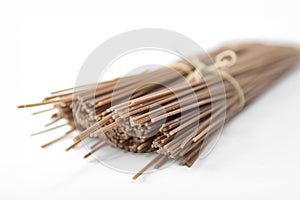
[{"x1": 18, "y1": 43, "x2": 300, "y2": 179}]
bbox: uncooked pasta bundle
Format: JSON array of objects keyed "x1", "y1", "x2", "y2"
[{"x1": 18, "y1": 43, "x2": 300, "y2": 179}]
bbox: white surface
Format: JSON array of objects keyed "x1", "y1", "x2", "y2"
[{"x1": 1, "y1": 0, "x2": 300, "y2": 199}]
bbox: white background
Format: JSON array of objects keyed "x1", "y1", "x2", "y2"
[{"x1": 1, "y1": 0, "x2": 300, "y2": 199}]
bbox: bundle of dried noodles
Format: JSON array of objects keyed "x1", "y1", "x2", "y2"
[{"x1": 18, "y1": 43, "x2": 300, "y2": 179}]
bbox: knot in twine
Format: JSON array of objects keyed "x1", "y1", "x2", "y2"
[{"x1": 189, "y1": 50, "x2": 245, "y2": 110}]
